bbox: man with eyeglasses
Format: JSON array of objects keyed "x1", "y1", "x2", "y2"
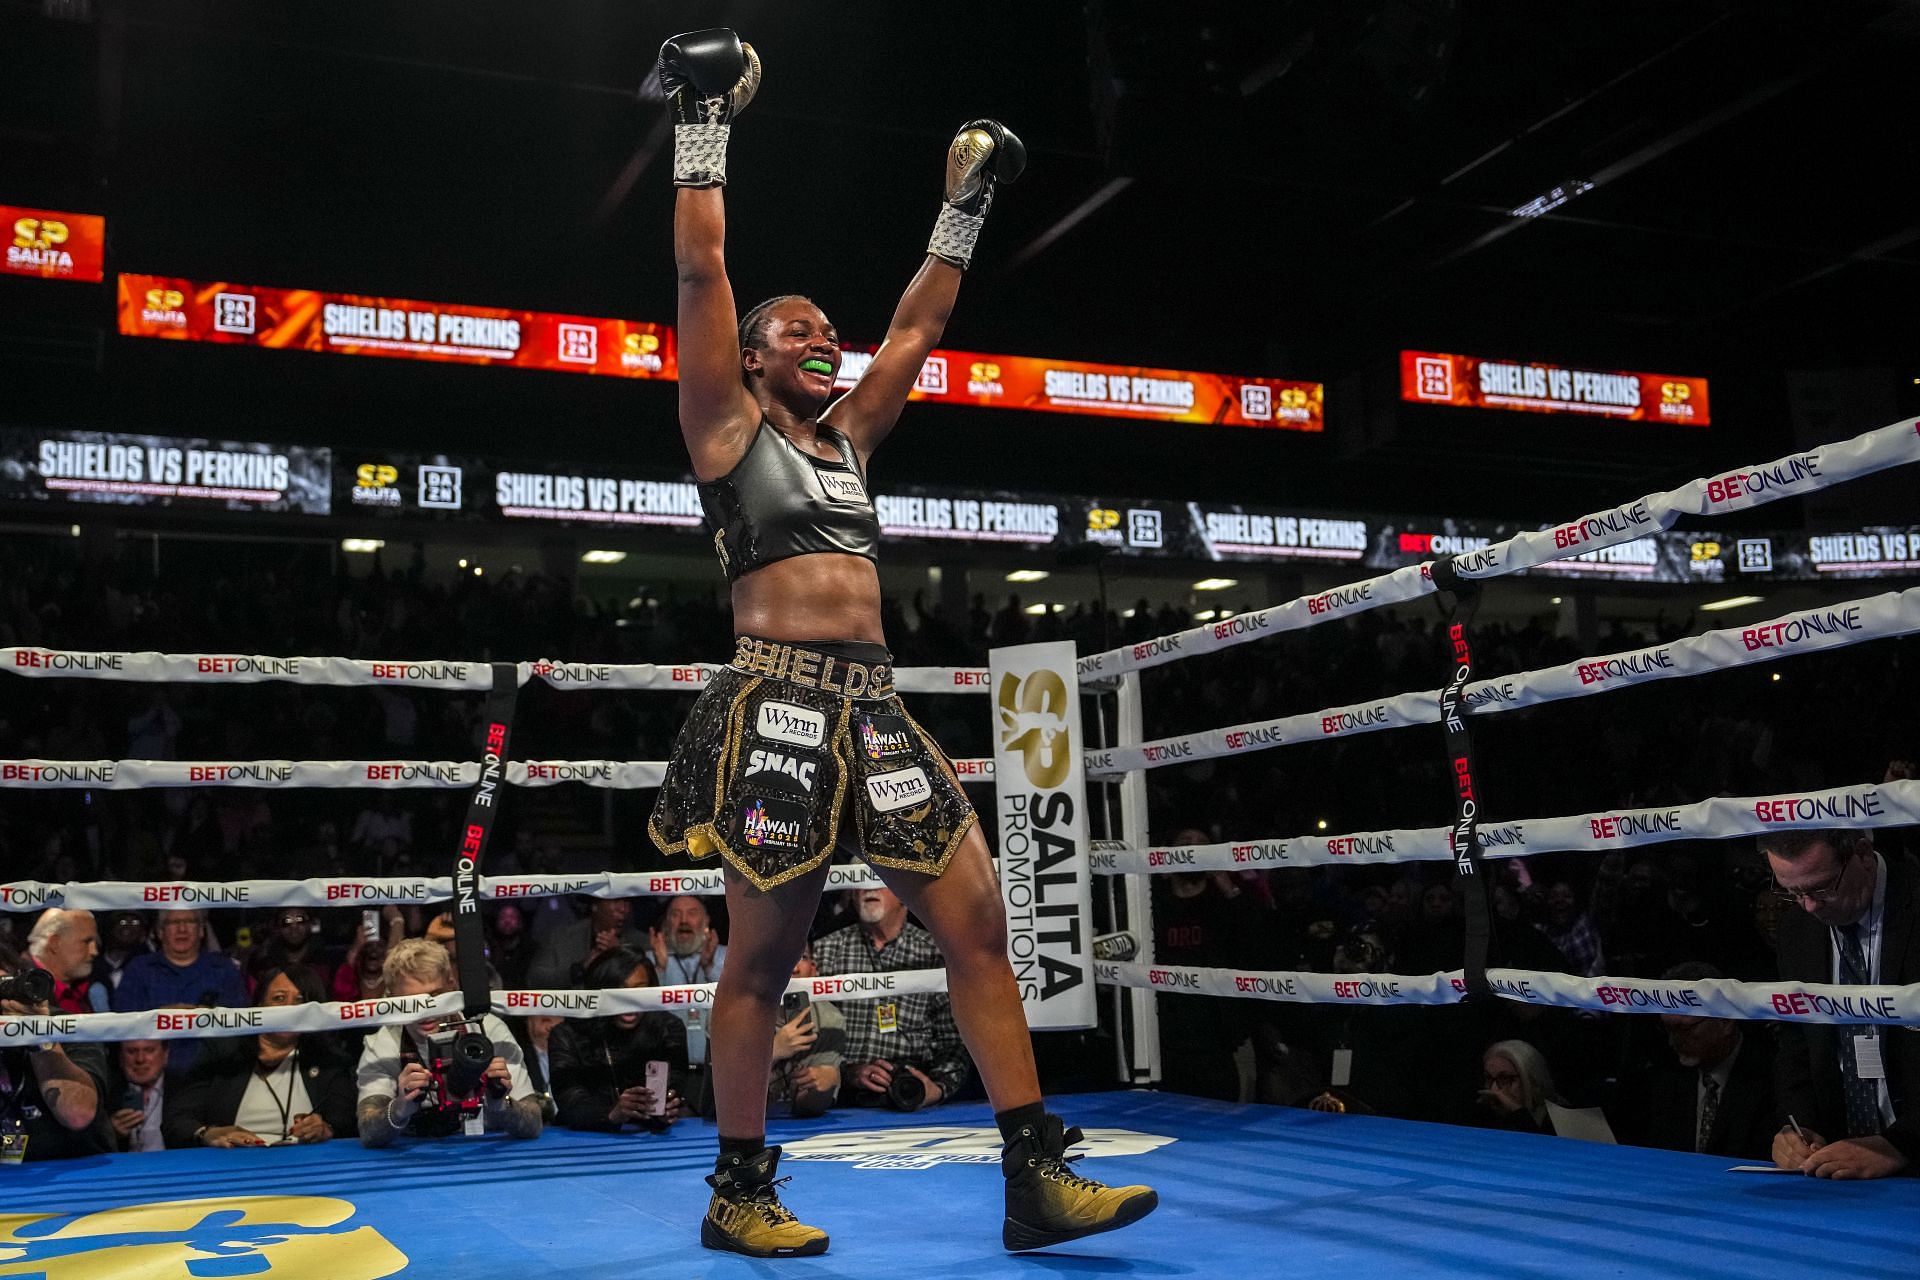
[{"x1": 1760, "y1": 828, "x2": 1918, "y2": 1179}]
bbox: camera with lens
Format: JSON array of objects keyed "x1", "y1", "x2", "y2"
[
  {"x1": 885, "y1": 1059, "x2": 932, "y2": 1112},
  {"x1": 0, "y1": 969, "x2": 55, "y2": 1007},
  {"x1": 423, "y1": 1020, "x2": 498, "y2": 1117}
]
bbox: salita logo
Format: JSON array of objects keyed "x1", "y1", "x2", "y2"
[
  {"x1": 781, "y1": 1126, "x2": 1174, "y2": 1170},
  {"x1": 996, "y1": 669, "x2": 1073, "y2": 788},
  {"x1": 0, "y1": 1195, "x2": 407, "y2": 1277}
]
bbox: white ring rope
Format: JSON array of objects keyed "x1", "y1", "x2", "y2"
[
  {"x1": 0, "y1": 757, "x2": 994, "y2": 790},
  {"x1": 0, "y1": 863, "x2": 895, "y2": 912},
  {"x1": 1, "y1": 653, "x2": 990, "y2": 696},
  {"x1": 1089, "y1": 779, "x2": 1920, "y2": 874},
  {"x1": 0, "y1": 969, "x2": 951, "y2": 1048},
  {"x1": 1076, "y1": 414, "x2": 1920, "y2": 679},
  {"x1": 1086, "y1": 587, "x2": 1920, "y2": 776},
  {"x1": 1096, "y1": 961, "x2": 1920, "y2": 1027}
]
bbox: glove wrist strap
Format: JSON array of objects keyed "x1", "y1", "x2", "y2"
[
  {"x1": 928, "y1": 201, "x2": 987, "y2": 269},
  {"x1": 674, "y1": 122, "x2": 730, "y2": 188}
]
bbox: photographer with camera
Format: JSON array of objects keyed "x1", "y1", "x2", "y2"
[
  {"x1": 354, "y1": 939, "x2": 542, "y2": 1147},
  {"x1": 0, "y1": 939, "x2": 112, "y2": 1162},
  {"x1": 815, "y1": 889, "x2": 968, "y2": 1112},
  {"x1": 548, "y1": 948, "x2": 688, "y2": 1132},
  {"x1": 163, "y1": 965, "x2": 355, "y2": 1148},
  {"x1": 768, "y1": 945, "x2": 845, "y2": 1119}
]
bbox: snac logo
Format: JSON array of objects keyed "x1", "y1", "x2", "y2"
[
  {"x1": 144, "y1": 288, "x2": 185, "y2": 310},
  {"x1": 623, "y1": 332, "x2": 660, "y2": 355}
]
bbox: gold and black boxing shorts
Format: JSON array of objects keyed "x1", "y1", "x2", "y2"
[{"x1": 647, "y1": 636, "x2": 978, "y2": 892}]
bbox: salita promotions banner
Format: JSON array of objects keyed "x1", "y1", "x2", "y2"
[
  {"x1": 1400, "y1": 350, "x2": 1709, "y2": 426},
  {"x1": 115, "y1": 272, "x2": 677, "y2": 381},
  {"x1": 988, "y1": 641, "x2": 1095, "y2": 1029},
  {"x1": 4, "y1": 205, "x2": 106, "y2": 282}
]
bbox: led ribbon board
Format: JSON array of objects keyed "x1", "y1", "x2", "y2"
[
  {"x1": 4, "y1": 204, "x2": 105, "y2": 282},
  {"x1": 1401, "y1": 350, "x2": 1709, "y2": 426},
  {"x1": 116, "y1": 273, "x2": 677, "y2": 381}
]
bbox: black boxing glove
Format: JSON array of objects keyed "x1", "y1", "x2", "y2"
[
  {"x1": 928, "y1": 119, "x2": 1026, "y2": 268},
  {"x1": 656, "y1": 28, "x2": 762, "y2": 187}
]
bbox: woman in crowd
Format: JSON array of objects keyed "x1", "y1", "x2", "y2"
[
  {"x1": 1474, "y1": 1038, "x2": 1564, "y2": 1136},
  {"x1": 548, "y1": 947, "x2": 687, "y2": 1133},
  {"x1": 163, "y1": 964, "x2": 355, "y2": 1147}
]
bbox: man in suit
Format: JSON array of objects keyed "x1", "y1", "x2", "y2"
[
  {"x1": 1612, "y1": 961, "x2": 1778, "y2": 1160},
  {"x1": 1762, "y1": 828, "x2": 1918, "y2": 1178}
]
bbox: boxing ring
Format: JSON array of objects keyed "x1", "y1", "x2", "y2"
[
  {"x1": 6, "y1": 1091, "x2": 1918, "y2": 1278},
  {"x1": 6, "y1": 416, "x2": 1920, "y2": 1276}
]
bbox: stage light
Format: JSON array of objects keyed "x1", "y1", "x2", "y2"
[
  {"x1": 1699, "y1": 595, "x2": 1764, "y2": 612},
  {"x1": 1006, "y1": 569, "x2": 1050, "y2": 583},
  {"x1": 581, "y1": 550, "x2": 628, "y2": 564},
  {"x1": 1193, "y1": 578, "x2": 1238, "y2": 591},
  {"x1": 341, "y1": 539, "x2": 385, "y2": 553}
]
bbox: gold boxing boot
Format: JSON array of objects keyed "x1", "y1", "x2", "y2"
[
  {"x1": 1001, "y1": 1114, "x2": 1158, "y2": 1251},
  {"x1": 701, "y1": 1145, "x2": 829, "y2": 1258}
]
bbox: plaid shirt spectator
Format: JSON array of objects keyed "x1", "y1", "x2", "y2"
[
  {"x1": 810, "y1": 921, "x2": 969, "y2": 1101},
  {"x1": 1537, "y1": 913, "x2": 1607, "y2": 978}
]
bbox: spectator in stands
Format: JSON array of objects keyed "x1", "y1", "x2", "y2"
[
  {"x1": 1151, "y1": 841, "x2": 1272, "y2": 1101},
  {"x1": 1763, "y1": 829, "x2": 1917, "y2": 1179},
  {"x1": 1610, "y1": 962, "x2": 1777, "y2": 1159},
  {"x1": 246, "y1": 907, "x2": 332, "y2": 992},
  {"x1": 27, "y1": 908, "x2": 105, "y2": 1014},
  {"x1": 163, "y1": 965, "x2": 355, "y2": 1148},
  {"x1": 527, "y1": 896, "x2": 645, "y2": 991},
  {"x1": 1475, "y1": 1039, "x2": 1563, "y2": 1136},
  {"x1": 649, "y1": 895, "x2": 726, "y2": 1065},
  {"x1": 1536, "y1": 879, "x2": 1606, "y2": 978},
  {"x1": 549, "y1": 947, "x2": 687, "y2": 1132},
  {"x1": 98, "y1": 911, "x2": 153, "y2": 994},
  {"x1": 488, "y1": 904, "x2": 535, "y2": 990},
  {"x1": 332, "y1": 927, "x2": 390, "y2": 1002},
  {"x1": 107, "y1": 1038, "x2": 169, "y2": 1153},
  {"x1": 516, "y1": 1012, "x2": 563, "y2": 1107},
  {"x1": 354, "y1": 938, "x2": 543, "y2": 1146},
  {"x1": 113, "y1": 908, "x2": 248, "y2": 1079},
  {"x1": 349, "y1": 793, "x2": 413, "y2": 867},
  {"x1": 768, "y1": 944, "x2": 844, "y2": 1119},
  {"x1": 816, "y1": 888, "x2": 969, "y2": 1110},
  {"x1": 0, "y1": 939, "x2": 111, "y2": 1161}
]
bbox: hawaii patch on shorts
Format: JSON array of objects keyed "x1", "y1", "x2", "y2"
[{"x1": 647, "y1": 666, "x2": 976, "y2": 891}]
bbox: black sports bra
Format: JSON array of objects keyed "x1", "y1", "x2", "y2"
[{"x1": 697, "y1": 420, "x2": 881, "y2": 582}]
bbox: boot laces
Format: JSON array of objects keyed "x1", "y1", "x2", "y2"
[
  {"x1": 1038, "y1": 1153, "x2": 1104, "y2": 1194},
  {"x1": 744, "y1": 1176, "x2": 798, "y2": 1226}
]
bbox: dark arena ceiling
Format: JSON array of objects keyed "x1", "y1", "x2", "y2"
[{"x1": 4, "y1": 0, "x2": 1918, "y2": 521}]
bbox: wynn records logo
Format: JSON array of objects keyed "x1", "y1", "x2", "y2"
[
  {"x1": 864, "y1": 765, "x2": 932, "y2": 813},
  {"x1": 818, "y1": 470, "x2": 867, "y2": 505},
  {"x1": 756, "y1": 701, "x2": 826, "y2": 748}
]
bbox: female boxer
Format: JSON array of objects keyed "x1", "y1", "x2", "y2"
[{"x1": 647, "y1": 27, "x2": 1157, "y2": 1259}]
